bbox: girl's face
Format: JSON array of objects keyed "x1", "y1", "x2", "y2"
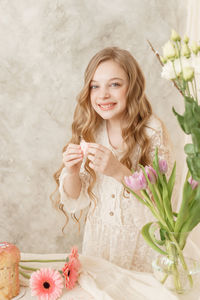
[{"x1": 90, "y1": 60, "x2": 129, "y2": 122}]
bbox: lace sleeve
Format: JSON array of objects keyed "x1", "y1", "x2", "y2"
[{"x1": 58, "y1": 159, "x2": 91, "y2": 213}]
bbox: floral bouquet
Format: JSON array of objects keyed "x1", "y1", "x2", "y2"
[
  {"x1": 19, "y1": 246, "x2": 81, "y2": 300},
  {"x1": 124, "y1": 30, "x2": 200, "y2": 294}
]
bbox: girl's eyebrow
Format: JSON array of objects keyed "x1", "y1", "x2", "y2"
[{"x1": 91, "y1": 77, "x2": 124, "y2": 83}]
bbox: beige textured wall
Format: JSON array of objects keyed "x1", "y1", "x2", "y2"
[{"x1": 0, "y1": 0, "x2": 187, "y2": 253}]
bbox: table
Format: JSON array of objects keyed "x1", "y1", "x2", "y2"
[{"x1": 19, "y1": 253, "x2": 200, "y2": 300}]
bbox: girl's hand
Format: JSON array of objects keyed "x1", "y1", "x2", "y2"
[
  {"x1": 63, "y1": 144, "x2": 83, "y2": 175},
  {"x1": 87, "y1": 143, "x2": 132, "y2": 181}
]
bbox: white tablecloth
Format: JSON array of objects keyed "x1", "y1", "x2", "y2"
[{"x1": 19, "y1": 253, "x2": 200, "y2": 300}]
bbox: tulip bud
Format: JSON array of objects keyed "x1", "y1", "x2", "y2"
[
  {"x1": 145, "y1": 166, "x2": 157, "y2": 184},
  {"x1": 183, "y1": 35, "x2": 189, "y2": 44},
  {"x1": 181, "y1": 43, "x2": 191, "y2": 58},
  {"x1": 182, "y1": 66, "x2": 194, "y2": 81},
  {"x1": 170, "y1": 29, "x2": 181, "y2": 42},
  {"x1": 191, "y1": 41, "x2": 199, "y2": 55},
  {"x1": 159, "y1": 159, "x2": 168, "y2": 174},
  {"x1": 162, "y1": 41, "x2": 177, "y2": 61},
  {"x1": 188, "y1": 176, "x2": 199, "y2": 190},
  {"x1": 124, "y1": 170, "x2": 147, "y2": 191}
]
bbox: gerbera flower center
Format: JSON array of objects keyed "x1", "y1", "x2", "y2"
[{"x1": 43, "y1": 281, "x2": 50, "y2": 289}]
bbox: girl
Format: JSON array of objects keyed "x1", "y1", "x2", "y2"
[{"x1": 53, "y1": 47, "x2": 174, "y2": 272}]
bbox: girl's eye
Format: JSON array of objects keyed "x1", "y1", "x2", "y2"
[
  {"x1": 111, "y1": 82, "x2": 120, "y2": 87},
  {"x1": 90, "y1": 85, "x2": 99, "y2": 89}
]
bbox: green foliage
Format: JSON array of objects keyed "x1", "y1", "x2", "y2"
[
  {"x1": 173, "y1": 96, "x2": 200, "y2": 181},
  {"x1": 141, "y1": 222, "x2": 167, "y2": 255}
]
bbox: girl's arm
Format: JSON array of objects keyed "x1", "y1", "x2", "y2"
[
  {"x1": 58, "y1": 143, "x2": 90, "y2": 212},
  {"x1": 63, "y1": 173, "x2": 82, "y2": 199}
]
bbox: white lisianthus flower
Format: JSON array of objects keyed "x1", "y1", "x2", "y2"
[
  {"x1": 161, "y1": 57, "x2": 191, "y2": 80},
  {"x1": 181, "y1": 43, "x2": 191, "y2": 58},
  {"x1": 183, "y1": 35, "x2": 189, "y2": 44},
  {"x1": 191, "y1": 41, "x2": 199, "y2": 55},
  {"x1": 161, "y1": 61, "x2": 178, "y2": 80},
  {"x1": 191, "y1": 56, "x2": 200, "y2": 74},
  {"x1": 171, "y1": 29, "x2": 181, "y2": 42},
  {"x1": 162, "y1": 41, "x2": 176, "y2": 60},
  {"x1": 182, "y1": 66, "x2": 194, "y2": 81}
]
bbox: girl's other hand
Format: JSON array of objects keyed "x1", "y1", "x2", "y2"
[
  {"x1": 63, "y1": 144, "x2": 83, "y2": 175},
  {"x1": 87, "y1": 143, "x2": 121, "y2": 177},
  {"x1": 87, "y1": 143, "x2": 132, "y2": 182}
]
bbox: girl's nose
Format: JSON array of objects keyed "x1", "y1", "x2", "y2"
[{"x1": 99, "y1": 87, "x2": 110, "y2": 99}]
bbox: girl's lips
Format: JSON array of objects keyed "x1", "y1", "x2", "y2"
[{"x1": 98, "y1": 103, "x2": 116, "y2": 111}]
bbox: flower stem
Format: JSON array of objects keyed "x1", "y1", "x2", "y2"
[
  {"x1": 20, "y1": 259, "x2": 66, "y2": 263},
  {"x1": 19, "y1": 264, "x2": 39, "y2": 271},
  {"x1": 168, "y1": 235, "x2": 193, "y2": 288},
  {"x1": 19, "y1": 270, "x2": 30, "y2": 279}
]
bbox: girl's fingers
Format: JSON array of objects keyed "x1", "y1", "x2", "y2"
[
  {"x1": 63, "y1": 148, "x2": 82, "y2": 156},
  {"x1": 87, "y1": 154, "x2": 101, "y2": 163},
  {"x1": 65, "y1": 157, "x2": 83, "y2": 167},
  {"x1": 64, "y1": 153, "x2": 83, "y2": 162},
  {"x1": 66, "y1": 144, "x2": 81, "y2": 151}
]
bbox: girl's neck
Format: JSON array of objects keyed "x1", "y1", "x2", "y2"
[{"x1": 106, "y1": 120, "x2": 124, "y2": 150}]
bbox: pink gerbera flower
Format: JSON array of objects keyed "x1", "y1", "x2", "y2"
[
  {"x1": 69, "y1": 246, "x2": 79, "y2": 260},
  {"x1": 30, "y1": 268, "x2": 64, "y2": 300},
  {"x1": 62, "y1": 259, "x2": 79, "y2": 290},
  {"x1": 68, "y1": 246, "x2": 81, "y2": 270}
]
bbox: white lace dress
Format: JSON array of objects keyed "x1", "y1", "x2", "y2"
[{"x1": 59, "y1": 115, "x2": 175, "y2": 272}]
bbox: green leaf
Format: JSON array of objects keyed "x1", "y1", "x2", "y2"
[
  {"x1": 172, "y1": 97, "x2": 200, "y2": 135},
  {"x1": 184, "y1": 144, "x2": 195, "y2": 156},
  {"x1": 160, "y1": 228, "x2": 167, "y2": 241},
  {"x1": 172, "y1": 107, "x2": 188, "y2": 133},
  {"x1": 180, "y1": 185, "x2": 200, "y2": 233},
  {"x1": 141, "y1": 223, "x2": 167, "y2": 255},
  {"x1": 192, "y1": 101, "x2": 200, "y2": 123},
  {"x1": 191, "y1": 127, "x2": 200, "y2": 153},
  {"x1": 174, "y1": 175, "x2": 192, "y2": 233},
  {"x1": 149, "y1": 222, "x2": 165, "y2": 246},
  {"x1": 187, "y1": 156, "x2": 200, "y2": 181},
  {"x1": 167, "y1": 162, "x2": 176, "y2": 200}
]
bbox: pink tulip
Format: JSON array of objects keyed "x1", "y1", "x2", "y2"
[
  {"x1": 159, "y1": 159, "x2": 168, "y2": 174},
  {"x1": 188, "y1": 176, "x2": 199, "y2": 190},
  {"x1": 145, "y1": 166, "x2": 157, "y2": 184},
  {"x1": 124, "y1": 170, "x2": 147, "y2": 191}
]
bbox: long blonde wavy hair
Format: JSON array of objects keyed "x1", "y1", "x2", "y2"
[{"x1": 52, "y1": 47, "x2": 153, "y2": 231}]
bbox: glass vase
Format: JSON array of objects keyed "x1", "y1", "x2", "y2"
[{"x1": 152, "y1": 231, "x2": 200, "y2": 294}]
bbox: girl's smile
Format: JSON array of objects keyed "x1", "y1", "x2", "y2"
[{"x1": 98, "y1": 102, "x2": 117, "y2": 111}]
